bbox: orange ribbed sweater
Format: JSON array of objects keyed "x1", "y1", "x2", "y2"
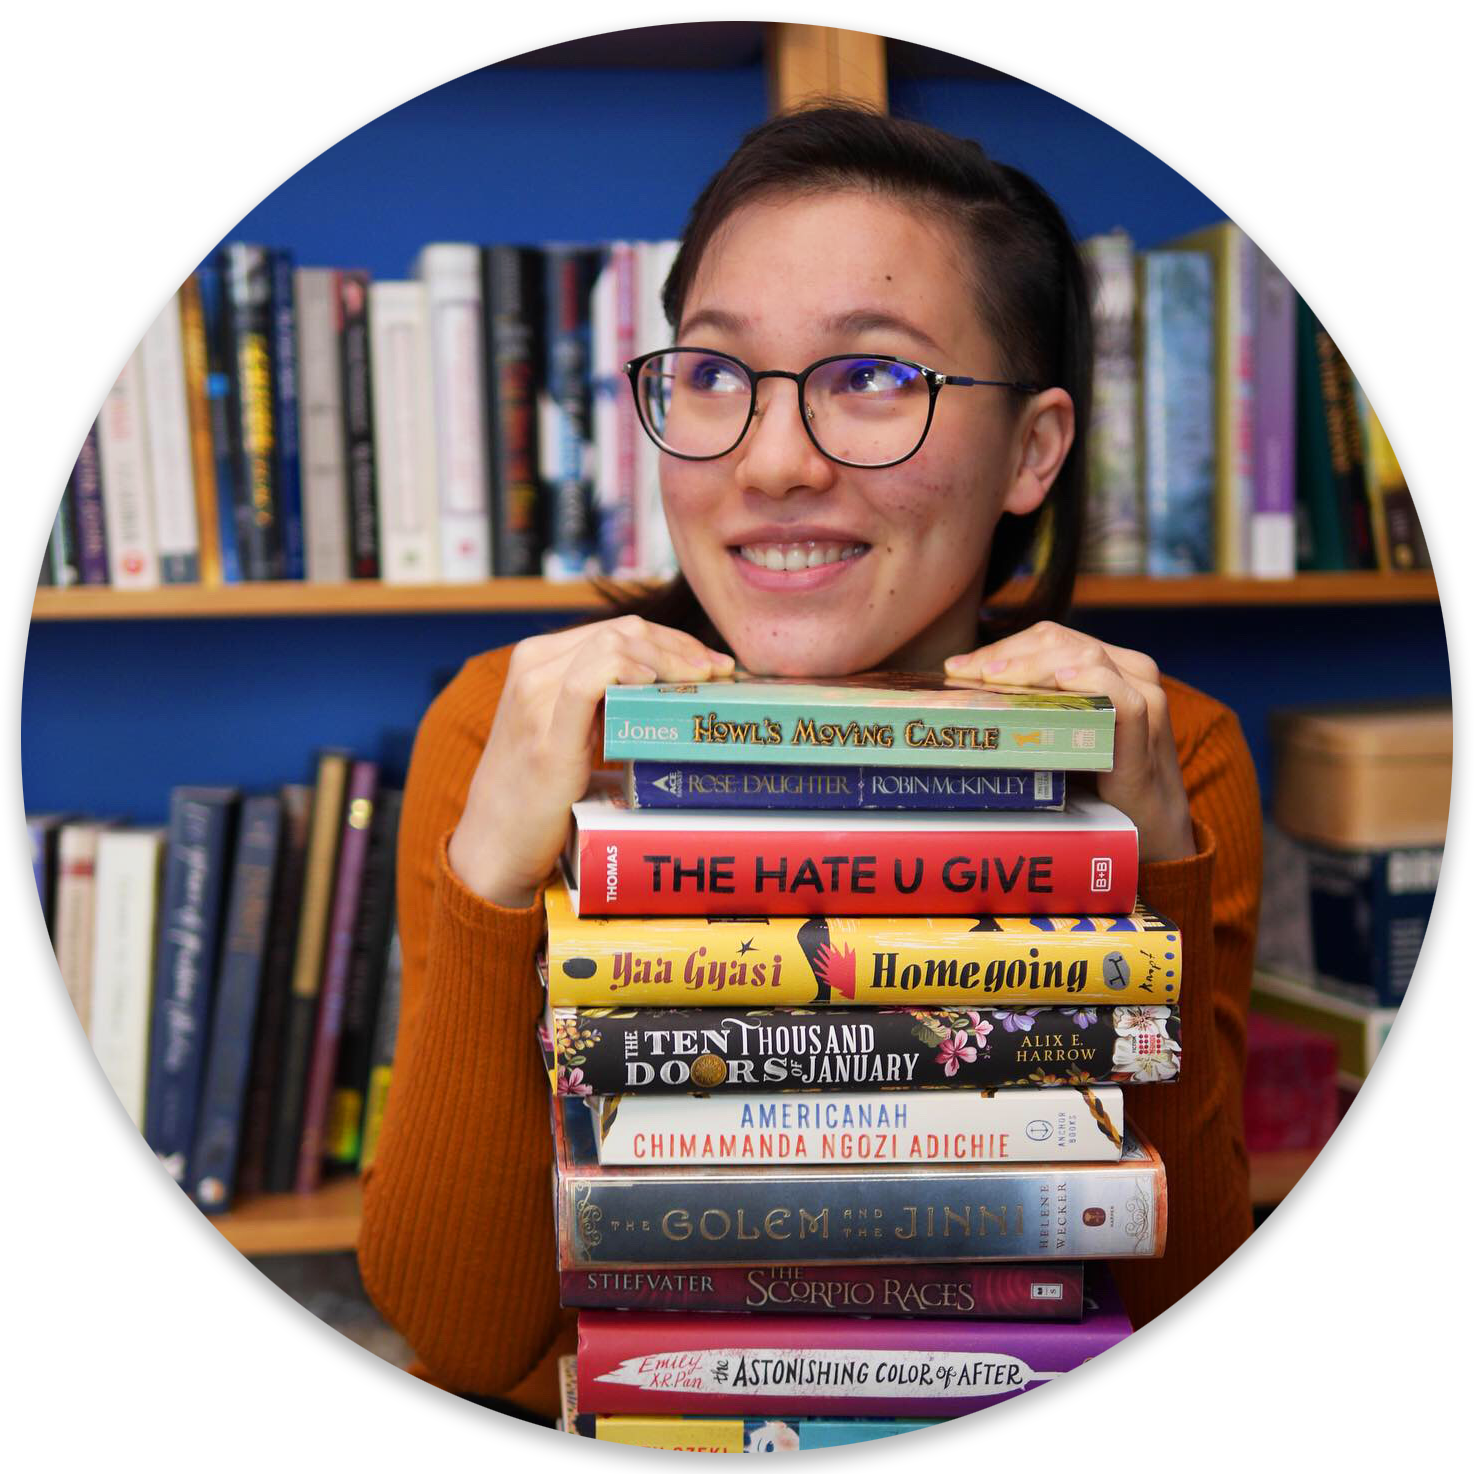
[{"x1": 358, "y1": 641, "x2": 1261, "y2": 1421}]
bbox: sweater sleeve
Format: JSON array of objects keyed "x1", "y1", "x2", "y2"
[
  {"x1": 1111, "y1": 690, "x2": 1262, "y2": 1328},
  {"x1": 357, "y1": 649, "x2": 576, "y2": 1419}
]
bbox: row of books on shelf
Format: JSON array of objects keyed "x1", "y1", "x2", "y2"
[
  {"x1": 29, "y1": 751, "x2": 402, "y2": 1215},
  {"x1": 1077, "y1": 222, "x2": 1426, "y2": 579}
]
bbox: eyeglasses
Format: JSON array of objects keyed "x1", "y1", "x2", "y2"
[{"x1": 624, "y1": 347, "x2": 1040, "y2": 470}]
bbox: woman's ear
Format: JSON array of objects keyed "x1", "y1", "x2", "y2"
[{"x1": 1000, "y1": 388, "x2": 1075, "y2": 517}]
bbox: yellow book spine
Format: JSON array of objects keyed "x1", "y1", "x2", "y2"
[
  {"x1": 177, "y1": 275, "x2": 224, "y2": 586},
  {"x1": 358, "y1": 1065, "x2": 392, "y2": 1171}
]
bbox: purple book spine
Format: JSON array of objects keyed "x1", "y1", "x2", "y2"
[
  {"x1": 1251, "y1": 251, "x2": 1297, "y2": 576},
  {"x1": 627, "y1": 762, "x2": 1065, "y2": 812},
  {"x1": 49, "y1": 262, "x2": 109, "y2": 583},
  {"x1": 561, "y1": 1262, "x2": 1085, "y2": 1320}
]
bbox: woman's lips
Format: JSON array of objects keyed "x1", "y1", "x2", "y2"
[{"x1": 728, "y1": 539, "x2": 870, "y2": 591}]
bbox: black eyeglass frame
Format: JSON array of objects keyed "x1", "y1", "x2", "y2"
[{"x1": 622, "y1": 347, "x2": 1042, "y2": 470}]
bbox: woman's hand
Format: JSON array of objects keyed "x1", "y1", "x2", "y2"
[
  {"x1": 944, "y1": 621, "x2": 1195, "y2": 864},
  {"x1": 449, "y1": 616, "x2": 735, "y2": 908}
]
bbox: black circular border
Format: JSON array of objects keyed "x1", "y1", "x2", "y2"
[{"x1": 25, "y1": 17, "x2": 1450, "y2": 1456}]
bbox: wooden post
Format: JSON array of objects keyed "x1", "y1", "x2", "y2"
[{"x1": 766, "y1": 25, "x2": 888, "y2": 115}]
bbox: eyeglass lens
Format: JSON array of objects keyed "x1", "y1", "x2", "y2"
[{"x1": 635, "y1": 349, "x2": 931, "y2": 466}]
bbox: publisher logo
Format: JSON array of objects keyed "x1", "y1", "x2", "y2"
[
  {"x1": 1091, "y1": 857, "x2": 1112, "y2": 892},
  {"x1": 1030, "y1": 1283, "x2": 1065, "y2": 1301},
  {"x1": 1025, "y1": 1119, "x2": 1053, "y2": 1142}
]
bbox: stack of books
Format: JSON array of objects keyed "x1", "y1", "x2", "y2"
[{"x1": 541, "y1": 674, "x2": 1183, "y2": 1449}]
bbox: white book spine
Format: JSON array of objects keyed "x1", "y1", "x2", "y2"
[
  {"x1": 96, "y1": 348, "x2": 160, "y2": 588},
  {"x1": 294, "y1": 267, "x2": 351, "y2": 583},
  {"x1": 589, "y1": 1087, "x2": 1126, "y2": 1166},
  {"x1": 1249, "y1": 253, "x2": 1297, "y2": 578},
  {"x1": 89, "y1": 829, "x2": 164, "y2": 1128},
  {"x1": 592, "y1": 242, "x2": 642, "y2": 576},
  {"x1": 635, "y1": 240, "x2": 680, "y2": 579},
  {"x1": 415, "y1": 244, "x2": 492, "y2": 580},
  {"x1": 138, "y1": 294, "x2": 200, "y2": 583},
  {"x1": 369, "y1": 281, "x2": 440, "y2": 583},
  {"x1": 53, "y1": 822, "x2": 106, "y2": 1032}
]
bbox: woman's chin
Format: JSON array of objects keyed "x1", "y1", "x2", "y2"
[{"x1": 730, "y1": 629, "x2": 892, "y2": 680}]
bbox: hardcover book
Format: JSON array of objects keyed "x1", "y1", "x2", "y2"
[
  {"x1": 270, "y1": 249, "x2": 305, "y2": 580},
  {"x1": 357, "y1": 924, "x2": 402, "y2": 1172},
  {"x1": 575, "y1": 1274, "x2": 1132, "y2": 1418},
  {"x1": 552, "y1": 1096, "x2": 1167, "y2": 1267},
  {"x1": 603, "y1": 675, "x2": 1115, "y2": 772},
  {"x1": 337, "y1": 269, "x2": 381, "y2": 578},
  {"x1": 583, "y1": 1085, "x2": 1126, "y2": 1166},
  {"x1": 544, "y1": 997, "x2": 1181, "y2": 1095},
  {"x1": 138, "y1": 293, "x2": 201, "y2": 584},
  {"x1": 567, "y1": 782, "x2": 1136, "y2": 917},
  {"x1": 293, "y1": 266, "x2": 351, "y2": 582},
  {"x1": 71, "y1": 422, "x2": 110, "y2": 586},
  {"x1": 545, "y1": 872, "x2": 1182, "y2": 1007},
  {"x1": 53, "y1": 820, "x2": 117, "y2": 1031},
  {"x1": 559, "y1": 1261, "x2": 1087, "y2": 1320},
  {"x1": 1250, "y1": 969, "x2": 1395, "y2": 1085},
  {"x1": 96, "y1": 345, "x2": 161, "y2": 589}
]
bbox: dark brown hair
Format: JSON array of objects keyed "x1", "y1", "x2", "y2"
[{"x1": 599, "y1": 100, "x2": 1092, "y2": 654}]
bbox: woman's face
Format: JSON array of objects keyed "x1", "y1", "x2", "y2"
[{"x1": 660, "y1": 188, "x2": 1063, "y2": 677}]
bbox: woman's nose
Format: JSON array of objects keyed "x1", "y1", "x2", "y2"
[{"x1": 733, "y1": 379, "x2": 837, "y2": 500}]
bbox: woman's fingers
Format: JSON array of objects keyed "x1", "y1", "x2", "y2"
[{"x1": 945, "y1": 621, "x2": 1158, "y2": 685}]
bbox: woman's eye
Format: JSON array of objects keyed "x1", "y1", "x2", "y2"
[
  {"x1": 688, "y1": 358, "x2": 744, "y2": 393},
  {"x1": 841, "y1": 360, "x2": 917, "y2": 394}
]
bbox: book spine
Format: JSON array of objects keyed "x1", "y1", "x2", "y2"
[
  {"x1": 139, "y1": 292, "x2": 202, "y2": 583},
  {"x1": 550, "y1": 1002, "x2": 1181, "y2": 1094},
  {"x1": 1079, "y1": 230, "x2": 1142, "y2": 574},
  {"x1": 602, "y1": 694, "x2": 1115, "y2": 772},
  {"x1": 32, "y1": 265, "x2": 81, "y2": 586},
  {"x1": 294, "y1": 267, "x2": 351, "y2": 582},
  {"x1": 235, "y1": 784, "x2": 312, "y2": 1198},
  {"x1": 49, "y1": 262, "x2": 109, "y2": 583},
  {"x1": 145, "y1": 790, "x2": 237, "y2": 1182},
  {"x1": 222, "y1": 243, "x2": 283, "y2": 579},
  {"x1": 589, "y1": 1086, "x2": 1126, "y2": 1165},
  {"x1": 1226, "y1": 230, "x2": 1257, "y2": 575},
  {"x1": 357, "y1": 925, "x2": 402, "y2": 1172},
  {"x1": 1140, "y1": 250, "x2": 1215, "y2": 575},
  {"x1": 560, "y1": 1261, "x2": 1086, "y2": 1319},
  {"x1": 1249, "y1": 252, "x2": 1296, "y2": 577},
  {"x1": 541, "y1": 245, "x2": 599, "y2": 579},
  {"x1": 178, "y1": 275, "x2": 224, "y2": 586},
  {"x1": 1319, "y1": 329, "x2": 1374, "y2": 568},
  {"x1": 417, "y1": 243, "x2": 492, "y2": 579},
  {"x1": 575, "y1": 820, "x2": 1137, "y2": 917},
  {"x1": 1293, "y1": 299, "x2": 1349, "y2": 571},
  {"x1": 369, "y1": 281, "x2": 439, "y2": 582},
  {"x1": 271, "y1": 249, "x2": 304, "y2": 579},
  {"x1": 337, "y1": 270, "x2": 381, "y2": 577},
  {"x1": 187, "y1": 796, "x2": 282, "y2": 1212},
  {"x1": 54, "y1": 824, "x2": 105, "y2": 1030},
  {"x1": 626, "y1": 763, "x2": 1066, "y2": 812},
  {"x1": 96, "y1": 346, "x2": 161, "y2": 588},
  {"x1": 89, "y1": 830, "x2": 165, "y2": 1128},
  {"x1": 295, "y1": 760, "x2": 378, "y2": 1191},
  {"x1": 634, "y1": 240, "x2": 680, "y2": 579},
  {"x1": 593, "y1": 242, "x2": 640, "y2": 575},
  {"x1": 485, "y1": 245, "x2": 545, "y2": 575},
  {"x1": 574, "y1": 1303, "x2": 1131, "y2": 1418},
  {"x1": 327, "y1": 788, "x2": 401, "y2": 1166},
  {"x1": 1358, "y1": 392, "x2": 1426, "y2": 569},
  {"x1": 266, "y1": 754, "x2": 350, "y2": 1193},
  {"x1": 571, "y1": 1413, "x2": 942, "y2": 1450},
  {"x1": 196, "y1": 264, "x2": 243, "y2": 581}
]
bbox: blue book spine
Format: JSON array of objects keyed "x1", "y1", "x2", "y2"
[
  {"x1": 188, "y1": 795, "x2": 282, "y2": 1212},
  {"x1": 1141, "y1": 251, "x2": 1216, "y2": 575},
  {"x1": 627, "y1": 761, "x2": 1066, "y2": 811},
  {"x1": 271, "y1": 249, "x2": 304, "y2": 579},
  {"x1": 72, "y1": 423, "x2": 111, "y2": 585},
  {"x1": 541, "y1": 245, "x2": 600, "y2": 579},
  {"x1": 196, "y1": 265, "x2": 243, "y2": 582},
  {"x1": 145, "y1": 788, "x2": 239, "y2": 1183}
]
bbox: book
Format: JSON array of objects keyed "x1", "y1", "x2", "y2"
[
  {"x1": 574, "y1": 1276, "x2": 1133, "y2": 1418},
  {"x1": 70, "y1": 422, "x2": 110, "y2": 586},
  {"x1": 1243, "y1": 1011, "x2": 1339, "y2": 1155},
  {"x1": 545, "y1": 872, "x2": 1181, "y2": 1007},
  {"x1": 96, "y1": 344, "x2": 160, "y2": 588},
  {"x1": 1359, "y1": 393, "x2": 1428, "y2": 570},
  {"x1": 552, "y1": 1096, "x2": 1167, "y2": 1267},
  {"x1": 195, "y1": 264, "x2": 244, "y2": 582},
  {"x1": 177, "y1": 274, "x2": 225, "y2": 586},
  {"x1": 634, "y1": 240, "x2": 680, "y2": 578},
  {"x1": 89, "y1": 828, "x2": 166, "y2": 1128},
  {"x1": 1293, "y1": 298, "x2": 1350, "y2": 571},
  {"x1": 624, "y1": 761, "x2": 1066, "y2": 812},
  {"x1": 415, "y1": 243, "x2": 493, "y2": 579},
  {"x1": 368, "y1": 280, "x2": 439, "y2": 581},
  {"x1": 188, "y1": 795, "x2": 282, "y2": 1211},
  {"x1": 295, "y1": 760, "x2": 379, "y2": 1192},
  {"x1": 49, "y1": 481, "x2": 80, "y2": 587},
  {"x1": 566, "y1": 783, "x2": 1137, "y2": 916},
  {"x1": 591, "y1": 240, "x2": 640, "y2": 575},
  {"x1": 53, "y1": 820, "x2": 115, "y2": 1030},
  {"x1": 582, "y1": 1085, "x2": 1126, "y2": 1166},
  {"x1": 27, "y1": 812, "x2": 69, "y2": 932},
  {"x1": 337, "y1": 269, "x2": 380, "y2": 578},
  {"x1": 270, "y1": 249, "x2": 305, "y2": 580},
  {"x1": 544, "y1": 998, "x2": 1182, "y2": 1094},
  {"x1": 559, "y1": 1261, "x2": 1087, "y2": 1320},
  {"x1": 603, "y1": 675, "x2": 1115, "y2": 772},
  {"x1": 1250, "y1": 969, "x2": 1395, "y2": 1086},
  {"x1": 483, "y1": 244, "x2": 545, "y2": 576},
  {"x1": 138, "y1": 290, "x2": 202, "y2": 583},
  {"x1": 1250, "y1": 251, "x2": 1296, "y2": 577},
  {"x1": 145, "y1": 787, "x2": 238, "y2": 1183},
  {"x1": 357, "y1": 923, "x2": 402, "y2": 1173},
  {"x1": 1138, "y1": 249, "x2": 1216, "y2": 574},
  {"x1": 293, "y1": 266, "x2": 351, "y2": 582},
  {"x1": 1079, "y1": 229, "x2": 1142, "y2": 574}
]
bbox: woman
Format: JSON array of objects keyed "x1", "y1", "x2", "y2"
[{"x1": 358, "y1": 104, "x2": 1259, "y2": 1422}]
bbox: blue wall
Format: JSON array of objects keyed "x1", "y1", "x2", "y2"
[{"x1": 22, "y1": 60, "x2": 1450, "y2": 824}]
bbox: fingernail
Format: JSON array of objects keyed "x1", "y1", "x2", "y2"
[{"x1": 710, "y1": 652, "x2": 736, "y2": 670}]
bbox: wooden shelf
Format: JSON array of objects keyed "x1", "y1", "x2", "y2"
[
  {"x1": 1248, "y1": 1146, "x2": 1319, "y2": 1207},
  {"x1": 27, "y1": 1173, "x2": 364, "y2": 1267},
  {"x1": 30, "y1": 571, "x2": 1438, "y2": 622}
]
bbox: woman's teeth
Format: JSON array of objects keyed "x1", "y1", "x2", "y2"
[{"x1": 738, "y1": 542, "x2": 867, "y2": 571}]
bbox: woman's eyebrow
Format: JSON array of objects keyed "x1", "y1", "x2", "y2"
[
  {"x1": 822, "y1": 309, "x2": 945, "y2": 357},
  {"x1": 678, "y1": 307, "x2": 748, "y2": 339}
]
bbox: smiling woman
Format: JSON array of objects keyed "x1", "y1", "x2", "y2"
[{"x1": 357, "y1": 102, "x2": 1261, "y2": 1422}]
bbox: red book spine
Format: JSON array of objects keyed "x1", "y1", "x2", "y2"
[
  {"x1": 576, "y1": 823, "x2": 1137, "y2": 916},
  {"x1": 294, "y1": 761, "x2": 378, "y2": 1192}
]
